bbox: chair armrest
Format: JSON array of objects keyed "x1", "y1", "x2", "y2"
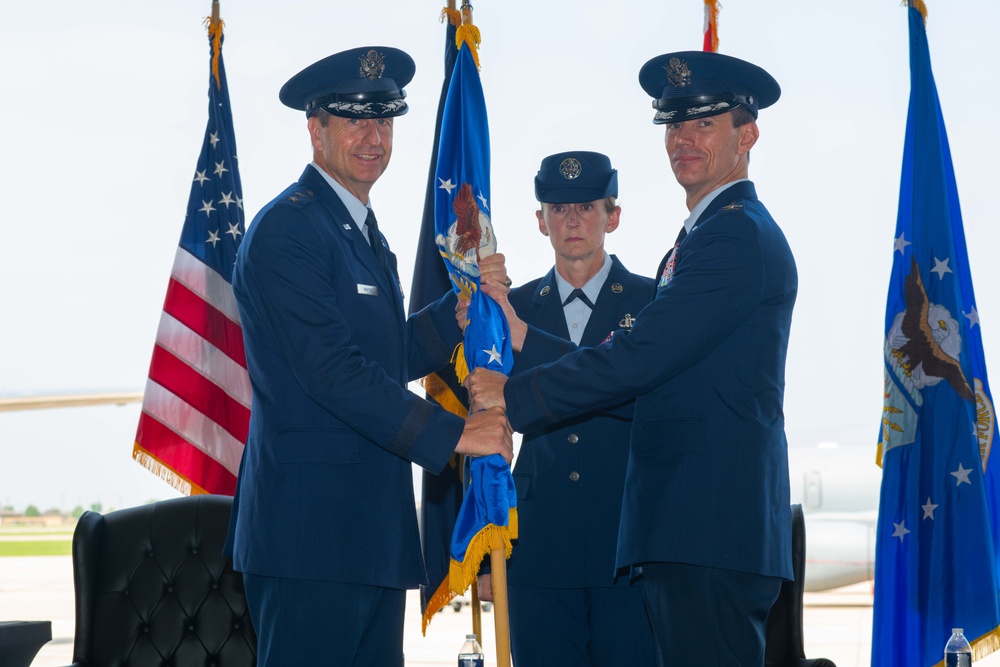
[{"x1": 793, "y1": 658, "x2": 838, "y2": 667}]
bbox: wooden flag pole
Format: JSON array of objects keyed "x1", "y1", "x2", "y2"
[
  {"x1": 471, "y1": 578, "x2": 482, "y2": 644},
  {"x1": 211, "y1": 0, "x2": 219, "y2": 23},
  {"x1": 458, "y1": 3, "x2": 509, "y2": 664},
  {"x1": 489, "y1": 549, "x2": 512, "y2": 667}
]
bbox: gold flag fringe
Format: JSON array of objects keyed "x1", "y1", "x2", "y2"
[
  {"x1": 423, "y1": 372, "x2": 470, "y2": 418},
  {"x1": 132, "y1": 443, "x2": 204, "y2": 496},
  {"x1": 455, "y1": 24, "x2": 482, "y2": 70},
  {"x1": 421, "y1": 576, "x2": 459, "y2": 635},
  {"x1": 448, "y1": 507, "x2": 518, "y2": 595},
  {"x1": 931, "y1": 625, "x2": 1000, "y2": 666},
  {"x1": 905, "y1": 0, "x2": 928, "y2": 23},
  {"x1": 441, "y1": 7, "x2": 461, "y2": 26},
  {"x1": 204, "y1": 16, "x2": 224, "y2": 90},
  {"x1": 704, "y1": 0, "x2": 721, "y2": 53},
  {"x1": 971, "y1": 626, "x2": 1000, "y2": 663}
]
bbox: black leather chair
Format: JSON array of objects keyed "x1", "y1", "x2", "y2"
[
  {"x1": 65, "y1": 494, "x2": 256, "y2": 667},
  {"x1": 765, "y1": 504, "x2": 837, "y2": 667}
]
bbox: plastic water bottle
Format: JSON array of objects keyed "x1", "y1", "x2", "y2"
[
  {"x1": 945, "y1": 628, "x2": 973, "y2": 667},
  {"x1": 457, "y1": 633, "x2": 485, "y2": 667}
]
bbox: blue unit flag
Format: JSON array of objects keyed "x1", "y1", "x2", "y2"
[
  {"x1": 432, "y1": 31, "x2": 516, "y2": 596},
  {"x1": 873, "y1": 3, "x2": 1000, "y2": 664}
]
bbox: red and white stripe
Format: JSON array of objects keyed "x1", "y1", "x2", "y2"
[{"x1": 134, "y1": 247, "x2": 250, "y2": 495}]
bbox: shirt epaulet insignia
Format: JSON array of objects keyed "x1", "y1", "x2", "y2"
[
  {"x1": 285, "y1": 190, "x2": 315, "y2": 206},
  {"x1": 721, "y1": 201, "x2": 743, "y2": 211}
]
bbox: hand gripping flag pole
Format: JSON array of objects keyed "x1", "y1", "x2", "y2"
[{"x1": 433, "y1": 5, "x2": 515, "y2": 665}]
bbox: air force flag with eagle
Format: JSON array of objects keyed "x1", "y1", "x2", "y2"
[
  {"x1": 433, "y1": 42, "x2": 511, "y2": 380},
  {"x1": 433, "y1": 33, "x2": 516, "y2": 596},
  {"x1": 872, "y1": 3, "x2": 1000, "y2": 664}
]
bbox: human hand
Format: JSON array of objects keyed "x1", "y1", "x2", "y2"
[
  {"x1": 456, "y1": 297, "x2": 470, "y2": 333},
  {"x1": 464, "y1": 368, "x2": 509, "y2": 412},
  {"x1": 477, "y1": 573, "x2": 494, "y2": 602},
  {"x1": 478, "y1": 252, "x2": 510, "y2": 290},
  {"x1": 479, "y1": 279, "x2": 526, "y2": 352},
  {"x1": 456, "y1": 406, "x2": 513, "y2": 464}
]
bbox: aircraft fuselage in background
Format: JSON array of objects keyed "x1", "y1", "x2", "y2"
[{"x1": 789, "y1": 442, "x2": 880, "y2": 592}]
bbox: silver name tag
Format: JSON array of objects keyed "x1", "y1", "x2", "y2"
[{"x1": 357, "y1": 284, "x2": 379, "y2": 296}]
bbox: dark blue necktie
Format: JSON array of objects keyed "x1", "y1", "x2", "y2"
[
  {"x1": 562, "y1": 288, "x2": 594, "y2": 309},
  {"x1": 365, "y1": 208, "x2": 392, "y2": 280}
]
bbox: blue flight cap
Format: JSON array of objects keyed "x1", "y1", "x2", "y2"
[
  {"x1": 279, "y1": 46, "x2": 415, "y2": 118},
  {"x1": 534, "y1": 151, "x2": 618, "y2": 204},
  {"x1": 638, "y1": 51, "x2": 780, "y2": 124}
]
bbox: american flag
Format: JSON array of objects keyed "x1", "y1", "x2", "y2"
[{"x1": 132, "y1": 17, "x2": 250, "y2": 496}]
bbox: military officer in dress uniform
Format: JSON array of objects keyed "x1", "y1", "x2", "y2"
[
  {"x1": 475, "y1": 151, "x2": 655, "y2": 666},
  {"x1": 466, "y1": 52, "x2": 797, "y2": 667},
  {"x1": 224, "y1": 47, "x2": 513, "y2": 666}
]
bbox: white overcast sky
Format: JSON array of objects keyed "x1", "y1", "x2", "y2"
[{"x1": 1, "y1": 0, "x2": 998, "y2": 511}]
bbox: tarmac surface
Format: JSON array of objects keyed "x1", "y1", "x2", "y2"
[
  {"x1": 2, "y1": 555, "x2": 998, "y2": 666},
  {"x1": 0, "y1": 555, "x2": 864, "y2": 666}
]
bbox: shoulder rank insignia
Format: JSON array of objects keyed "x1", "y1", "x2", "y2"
[{"x1": 721, "y1": 202, "x2": 743, "y2": 211}]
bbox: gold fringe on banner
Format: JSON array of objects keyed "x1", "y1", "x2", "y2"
[
  {"x1": 930, "y1": 626, "x2": 1000, "y2": 667},
  {"x1": 132, "y1": 444, "x2": 204, "y2": 496},
  {"x1": 448, "y1": 507, "x2": 518, "y2": 595},
  {"x1": 204, "y1": 16, "x2": 224, "y2": 90},
  {"x1": 422, "y1": 577, "x2": 458, "y2": 634},
  {"x1": 423, "y1": 373, "x2": 470, "y2": 418}
]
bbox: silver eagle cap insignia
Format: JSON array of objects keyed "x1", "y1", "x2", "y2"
[
  {"x1": 358, "y1": 50, "x2": 385, "y2": 80},
  {"x1": 664, "y1": 57, "x2": 691, "y2": 87}
]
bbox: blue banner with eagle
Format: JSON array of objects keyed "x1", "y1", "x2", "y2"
[
  {"x1": 872, "y1": 3, "x2": 1000, "y2": 664},
  {"x1": 433, "y1": 25, "x2": 516, "y2": 596}
]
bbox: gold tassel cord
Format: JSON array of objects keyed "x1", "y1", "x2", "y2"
[
  {"x1": 452, "y1": 343, "x2": 471, "y2": 385},
  {"x1": 205, "y1": 16, "x2": 224, "y2": 90},
  {"x1": 441, "y1": 7, "x2": 461, "y2": 27},
  {"x1": 905, "y1": 0, "x2": 928, "y2": 24},
  {"x1": 455, "y1": 24, "x2": 482, "y2": 70}
]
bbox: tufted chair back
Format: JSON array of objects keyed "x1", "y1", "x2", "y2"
[
  {"x1": 66, "y1": 495, "x2": 256, "y2": 667},
  {"x1": 764, "y1": 504, "x2": 837, "y2": 667}
]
